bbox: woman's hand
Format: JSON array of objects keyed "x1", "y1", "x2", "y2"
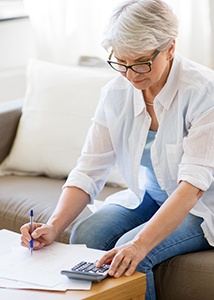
[
  {"x1": 97, "y1": 240, "x2": 147, "y2": 278},
  {"x1": 20, "y1": 222, "x2": 57, "y2": 250}
]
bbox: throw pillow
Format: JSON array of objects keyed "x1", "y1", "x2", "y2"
[{"x1": 0, "y1": 59, "x2": 126, "y2": 187}]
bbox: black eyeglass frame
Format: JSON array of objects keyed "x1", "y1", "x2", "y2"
[{"x1": 107, "y1": 50, "x2": 160, "y2": 74}]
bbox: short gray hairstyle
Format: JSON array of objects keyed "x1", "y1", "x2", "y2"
[{"x1": 102, "y1": 0, "x2": 179, "y2": 56}]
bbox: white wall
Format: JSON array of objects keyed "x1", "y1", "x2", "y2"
[{"x1": 0, "y1": 17, "x2": 37, "y2": 103}]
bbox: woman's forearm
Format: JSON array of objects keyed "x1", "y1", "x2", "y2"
[
  {"x1": 47, "y1": 186, "x2": 90, "y2": 235},
  {"x1": 133, "y1": 181, "x2": 204, "y2": 253}
]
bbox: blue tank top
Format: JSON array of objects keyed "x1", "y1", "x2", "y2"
[{"x1": 140, "y1": 130, "x2": 168, "y2": 204}]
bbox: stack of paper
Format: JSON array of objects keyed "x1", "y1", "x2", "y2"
[{"x1": 0, "y1": 230, "x2": 106, "y2": 291}]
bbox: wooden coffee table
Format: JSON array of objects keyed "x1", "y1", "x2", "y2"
[{"x1": 0, "y1": 271, "x2": 146, "y2": 300}]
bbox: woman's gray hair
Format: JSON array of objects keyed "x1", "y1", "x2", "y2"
[{"x1": 102, "y1": 0, "x2": 179, "y2": 56}]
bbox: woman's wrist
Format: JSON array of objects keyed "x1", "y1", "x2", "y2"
[{"x1": 47, "y1": 216, "x2": 65, "y2": 237}]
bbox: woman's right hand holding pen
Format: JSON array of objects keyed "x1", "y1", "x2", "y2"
[
  {"x1": 20, "y1": 187, "x2": 90, "y2": 251},
  {"x1": 20, "y1": 223, "x2": 57, "y2": 250}
]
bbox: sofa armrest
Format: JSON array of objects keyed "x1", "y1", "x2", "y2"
[{"x1": 0, "y1": 99, "x2": 22, "y2": 163}]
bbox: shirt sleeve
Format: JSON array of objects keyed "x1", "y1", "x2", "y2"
[
  {"x1": 64, "y1": 121, "x2": 116, "y2": 202},
  {"x1": 178, "y1": 104, "x2": 214, "y2": 191}
]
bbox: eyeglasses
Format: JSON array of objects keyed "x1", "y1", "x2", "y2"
[{"x1": 107, "y1": 50, "x2": 160, "y2": 74}]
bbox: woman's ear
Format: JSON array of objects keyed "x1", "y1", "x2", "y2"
[{"x1": 167, "y1": 40, "x2": 176, "y2": 61}]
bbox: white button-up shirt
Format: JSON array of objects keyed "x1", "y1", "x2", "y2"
[{"x1": 65, "y1": 53, "x2": 214, "y2": 245}]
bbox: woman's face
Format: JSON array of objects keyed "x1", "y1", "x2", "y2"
[{"x1": 113, "y1": 43, "x2": 175, "y2": 93}]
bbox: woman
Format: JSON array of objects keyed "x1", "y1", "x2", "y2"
[{"x1": 21, "y1": 0, "x2": 214, "y2": 299}]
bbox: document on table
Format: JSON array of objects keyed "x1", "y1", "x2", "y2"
[{"x1": 0, "y1": 230, "x2": 107, "y2": 291}]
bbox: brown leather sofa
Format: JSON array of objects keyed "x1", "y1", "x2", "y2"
[{"x1": 0, "y1": 101, "x2": 214, "y2": 300}]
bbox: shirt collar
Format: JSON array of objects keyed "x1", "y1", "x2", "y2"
[
  {"x1": 133, "y1": 53, "x2": 180, "y2": 115},
  {"x1": 155, "y1": 53, "x2": 180, "y2": 110},
  {"x1": 134, "y1": 88, "x2": 145, "y2": 116}
]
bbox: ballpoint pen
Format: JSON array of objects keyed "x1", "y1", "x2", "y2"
[{"x1": 30, "y1": 209, "x2": 34, "y2": 255}]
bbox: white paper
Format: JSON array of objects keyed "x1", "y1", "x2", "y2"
[
  {"x1": 0, "y1": 229, "x2": 107, "y2": 291},
  {"x1": 0, "y1": 276, "x2": 90, "y2": 291}
]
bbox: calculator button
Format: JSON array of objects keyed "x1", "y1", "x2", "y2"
[
  {"x1": 91, "y1": 267, "x2": 100, "y2": 273},
  {"x1": 71, "y1": 261, "x2": 86, "y2": 270},
  {"x1": 71, "y1": 261, "x2": 109, "y2": 274}
]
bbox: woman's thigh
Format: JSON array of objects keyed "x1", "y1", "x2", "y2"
[
  {"x1": 116, "y1": 213, "x2": 212, "y2": 270},
  {"x1": 70, "y1": 192, "x2": 160, "y2": 250}
]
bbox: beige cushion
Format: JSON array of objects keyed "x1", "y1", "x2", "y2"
[
  {"x1": 0, "y1": 175, "x2": 122, "y2": 243},
  {"x1": 0, "y1": 59, "x2": 126, "y2": 187},
  {"x1": 154, "y1": 250, "x2": 214, "y2": 300},
  {"x1": 0, "y1": 175, "x2": 83, "y2": 243}
]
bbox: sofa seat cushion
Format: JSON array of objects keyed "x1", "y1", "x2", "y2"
[
  {"x1": 0, "y1": 175, "x2": 92, "y2": 243},
  {"x1": 0, "y1": 175, "x2": 122, "y2": 244},
  {"x1": 154, "y1": 250, "x2": 214, "y2": 300}
]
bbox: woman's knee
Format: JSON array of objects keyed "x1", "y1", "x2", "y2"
[
  {"x1": 70, "y1": 217, "x2": 102, "y2": 248},
  {"x1": 70, "y1": 211, "x2": 119, "y2": 250}
]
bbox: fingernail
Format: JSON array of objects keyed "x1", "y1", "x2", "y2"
[{"x1": 32, "y1": 232, "x2": 38, "y2": 238}]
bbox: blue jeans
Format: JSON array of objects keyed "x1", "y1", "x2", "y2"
[{"x1": 70, "y1": 192, "x2": 212, "y2": 299}]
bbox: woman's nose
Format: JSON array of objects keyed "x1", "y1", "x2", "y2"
[{"x1": 125, "y1": 68, "x2": 137, "y2": 80}]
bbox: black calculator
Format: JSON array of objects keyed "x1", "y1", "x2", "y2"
[{"x1": 61, "y1": 261, "x2": 110, "y2": 282}]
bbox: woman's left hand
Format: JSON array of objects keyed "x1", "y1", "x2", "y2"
[{"x1": 96, "y1": 240, "x2": 146, "y2": 278}]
